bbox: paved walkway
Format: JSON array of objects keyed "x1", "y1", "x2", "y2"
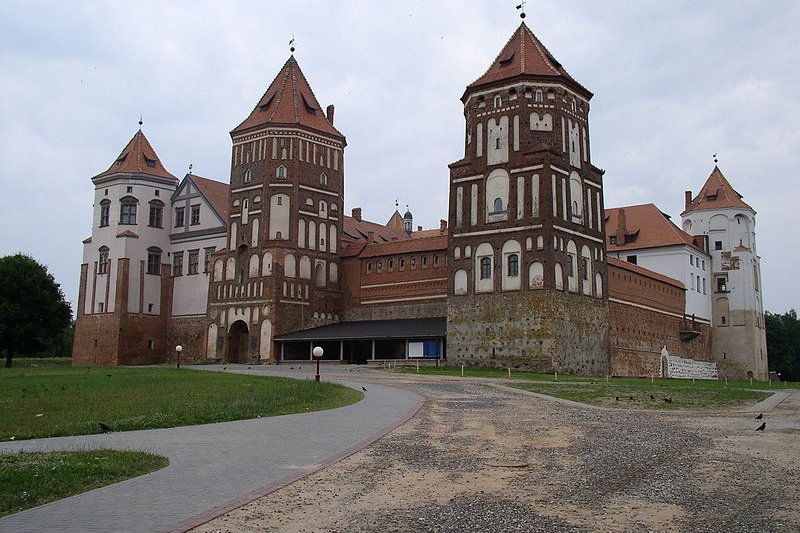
[{"x1": 0, "y1": 365, "x2": 423, "y2": 533}]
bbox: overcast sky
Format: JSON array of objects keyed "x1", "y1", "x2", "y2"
[{"x1": 1, "y1": 1, "x2": 798, "y2": 315}]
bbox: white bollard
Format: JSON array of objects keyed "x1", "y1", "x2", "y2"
[
  {"x1": 508, "y1": 367, "x2": 511, "y2": 378},
  {"x1": 461, "y1": 364, "x2": 464, "y2": 377}
]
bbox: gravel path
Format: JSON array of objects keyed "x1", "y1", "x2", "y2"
[{"x1": 192, "y1": 372, "x2": 800, "y2": 533}]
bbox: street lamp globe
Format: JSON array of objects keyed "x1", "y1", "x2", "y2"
[{"x1": 312, "y1": 346, "x2": 324, "y2": 358}]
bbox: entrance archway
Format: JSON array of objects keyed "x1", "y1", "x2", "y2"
[{"x1": 227, "y1": 320, "x2": 249, "y2": 363}]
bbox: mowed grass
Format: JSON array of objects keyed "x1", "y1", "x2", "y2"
[
  {"x1": 390, "y1": 365, "x2": 786, "y2": 409},
  {"x1": 0, "y1": 450, "x2": 168, "y2": 517},
  {"x1": 0, "y1": 366, "x2": 362, "y2": 441}
]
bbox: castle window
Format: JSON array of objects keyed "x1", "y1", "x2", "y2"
[
  {"x1": 478, "y1": 96, "x2": 486, "y2": 108},
  {"x1": 714, "y1": 240, "x2": 723, "y2": 250},
  {"x1": 275, "y1": 231, "x2": 282, "y2": 240},
  {"x1": 626, "y1": 255, "x2": 637, "y2": 265},
  {"x1": 411, "y1": 257, "x2": 417, "y2": 269},
  {"x1": 277, "y1": 197, "x2": 283, "y2": 206},
  {"x1": 204, "y1": 247, "x2": 214, "y2": 273},
  {"x1": 716, "y1": 277, "x2": 727, "y2": 293},
  {"x1": 146, "y1": 247, "x2": 162, "y2": 275},
  {"x1": 535, "y1": 89, "x2": 543, "y2": 103},
  {"x1": 175, "y1": 207, "x2": 185, "y2": 227},
  {"x1": 276, "y1": 165, "x2": 287, "y2": 179},
  {"x1": 154, "y1": 190, "x2": 159, "y2": 197},
  {"x1": 493, "y1": 198, "x2": 504, "y2": 214},
  {"x1": 480, "y1": 257, "x2": 492, "y2": 279},
  {"x1": 377, "y1": 260, "x2": 383, "y2": 273},
  {"x1": 422, "y1": 256, "x2": 428, "y2": 268},
  {"x1": 434, "y1": 255, "x2": 440, "y2": 267},
  {"x1": 582, "y1": 258, "x2": 589, "y2": 280},
  {"x1": 191, "y1": 205, "x2": 200, "y2": 225},
  {"x1": 320, "y1": 173, "x2": 328, "y2": 186},
  {"x1": 494, "y1": 95, "x2": 502, "y2": 108},
  {"x1": 367, "y1": 262, "x2": 372, "y2": 274},
  {"x1": 495, "y1": 137, "x2": 501, "y2": 150},
  {"x1": 98, "y1": 247, "x2": 109, "y2": 274},
  {"x1": 567, "y1": 254, "x2": 575, "y2": 276},
  {"x1": 188, "y1": 250, "x2": 199, "y2": 275},
  {"x1": 99, "y1": 200, "x2": 110, "y2": 227},
  {"x1": 609, "y1": 235, "x2": 617, "y2": 245},
  {"x1": 244, "y1": 169, "x2": 252, "y2": 183},
  {"x1": 98, "y1": 302, "x2": 104, "y2": 312},
  {"x1": 507, "y1": 254, "x2": 519, "y2": 277},
  {"x1": 119, "y1": 197, "x2": 138, "y2": 225},
  {"x1": 127, "y1": 186, "x2": 133, "y2": 193},
  {"x1": 173, "y1": 251, "x2": 184, "y2": 276},
  {"x1": 399, "y1": 259, "x2": 405, "y2": 271},
  {"x1": 279, "y1": 137, "x2": 287, "y2": 148},
  {"x1": 388, "y1": 259, "x2": 394, "y2": 271},
  {"x1": 148, "y1": 200, "x2": 164, "y2": 228}
]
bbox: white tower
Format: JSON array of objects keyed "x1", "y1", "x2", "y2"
[{"x1": 681, "y1": 166, "x2": 768, "y2": 380}]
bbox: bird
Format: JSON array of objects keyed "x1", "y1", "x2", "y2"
[
  {"x1": 248, "y1": 366, "x2": 251, "y2": 370},
  {"x1": 649, "y1": 394, "x2": 655, "y2": 400},
  {"x1": 755, "y1": 413, "x2": 763, "y2": 420},
  {"x1": 223, "y1": 366, "x2": 227, "y2": 370},
  {"x1": 663, "y1": 397, "x2": 672, "y2": 404},
  {"x1": 99, "y1": 422, "x2": 112, "y2": 433},
  {"x1": 615, "y1": 396, "x2": 620, "y2": 401},
  {"x1": 290, "y1": 366, "x2": 294, "y2": 370},
  {"x1": 756, "y1": 422, "x2": 766, "y2": 432},
  {"x1": 629, "y1": 396, "x2": 634, "y2": 400},
  {"x1": 362, "y1": 386, "x2": 368, "y2": 392}
]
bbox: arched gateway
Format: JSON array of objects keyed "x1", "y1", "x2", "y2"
[{"x1": 227, "y1": 320, "x2": 249, "y2": 363}]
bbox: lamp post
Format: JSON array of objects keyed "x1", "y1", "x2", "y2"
[
  {"x1": 175, "y1": 345, "x2": 183, "y2": 369},
  {"x1": 312, "y1": 346, "x2": 324, "y2": 382}
]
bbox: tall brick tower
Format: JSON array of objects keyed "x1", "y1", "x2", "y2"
[
  {"x1": 205, "y1": 55, "x2": 346, "y2": 363},
  {"x1": 447, "y1": 22, "x2": 609, "y2": 374},
  {"x1": 73, "y1": 129, "x2": 178, "y2": 365}
]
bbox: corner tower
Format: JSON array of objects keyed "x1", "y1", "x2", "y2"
[
  {"x1": 681, "y1": 167, "x2": 768, "y2": 380},
  {"x1": 73, "y1": 129, "x2": 178, "y2": 365},
  {"x1": 447, "y1": 22, "x2": 609, "y2": 374},
  {"x1": 206, "y1": 55, "x2": 346, "y2": 363}
]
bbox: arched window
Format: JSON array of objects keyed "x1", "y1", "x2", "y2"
[
  {"x1": 98, "y1": 246, "x2": 109, "y2": 274},
  {"x1": 377, "y1": 260, "x2": 383, "y2": 273},
  {"x1": 276, "y1": 231, "x2": 282, "y2": 239},
  {"x1": 480, "y1": 257, "x2": 492, "y2": 279},
  {"x1": 507, "y1": 254, "x2": 519, "y2": 277},
  {"x1": 244, "y1": 169, "x2": 252, "y2": 183},
  {"x1": 276, "y1": 165, "x2": 287, "y2": 179},
  {"x1": 494, "y1": 95, "x2": 501, "y2": 108},
  {"x1": 120, "y1": 196, "x2": 138, "y2": 225},
  {"x1": 320, "y1": 172, "x2": 328, "y2": 186},
  {"x1": 493, "y1": 198, "x2": 504, "y2": 213},
  {"x1": 146, "y1": 247, "x2": 162, "y2": 275},
  {"x1": 99, "y1": 200, "x2": 110, "y2": 227},
  {"x1": 366, "y1": 262, "x2": 372, "y2": 274},
  {"x1": 535, "y1": 89, "x2": 543, "y2": 103}
]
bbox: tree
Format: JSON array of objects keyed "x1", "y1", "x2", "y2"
[
  {"x1": 0, "y1": 254, "x2": 72, "y2": 367},
  {"x1": 765, "y1": 310, "x2": 800, "y2": 382}
]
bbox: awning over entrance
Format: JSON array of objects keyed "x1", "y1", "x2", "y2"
[
  {"x1": 273, "y1": 317, "x2": 446, "y2": 342},
  {"x1": 274, "y1": 317, "x2": 447, "y2": 364}
]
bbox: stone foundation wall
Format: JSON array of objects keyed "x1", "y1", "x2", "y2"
[
  {"x1": 168, "y1": 316, "x2": 209, "y2": 364},
  {"x1": 72, "y1": 313, "x2": 119, "y2": 366},
  {"x1": 447, "y1": 291, "x2": 610, "y2": 375}
]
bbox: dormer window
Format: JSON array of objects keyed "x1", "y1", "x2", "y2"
[
  {"x1": 499, "y1": 53, "x2": 514, "y2": 67},
  {"x1": 145, "y1": 157, "x2": 157, "y2": 168}
]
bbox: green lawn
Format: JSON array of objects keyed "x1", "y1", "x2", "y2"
[
  {"x1": 6, "y1": 357, "x2": 71, "y2": 368},
  {"x1": 0, "y1": 366, "x2": 362, "y2": 441},
  {"x1": 0, "y1": 450, "x2": 168, "y2": 517},
  {"x1": 390, "y1": 365, "x2": 789, "y2": 409}
]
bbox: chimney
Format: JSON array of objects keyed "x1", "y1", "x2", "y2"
[
  {"x1": 367, "y1": 231, "x2": 374, "y2": 243},
  {"x1": 326, "y1": 105, "x2": 335, "y2": 125},
  {"x1": 418, "y1": 225, "x2": 423, "y2": 232},
  {"x1": 352, "y1": 207, "x2": 362, "y2": 221},
  {"x1": 440, "y1": 219, "x2": 448, "y2": 231},
  {"x1": 615, "y1": 209, "x2": 627, "y2": 245},
  {"x1": 684, "y1": 191, "x2": 692, "y2": 211}
]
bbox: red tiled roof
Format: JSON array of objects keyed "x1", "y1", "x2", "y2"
[
  {"x1": 605, "y1": 204, "x2": 702, "y2": 252},
  {"x1": 465, "y1": 22, "x2": 591, "y2": 99},
  {"x1": 95, "y1": 130, "x2": 177, "y2": 181},
  {"x1": 232, "y1": 56, "x2": 343, "y2": 139},
  {"x1": 190, "y1": 174, "x2": 230, "y2": 220},
  {"x1": 357, "y1": 235, "x2": 448, "y2": 259},
  {"x1": 341, "y1": 215, "x2": 411, "y2": 244},
  {"x1": 608, "y1": 257, "x2": 685, "y2": 290},
  {"x1": 682, "y1": 166, "x2": 752, "y2": 215},
  {"x1": 386, "y1": 210, "x2": 404, "y2": 231},
  {"x1": 411, "y1": 228, "x2": 447, "y2": 239}
]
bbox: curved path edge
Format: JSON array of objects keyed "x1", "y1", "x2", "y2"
[{"x1": 165, "y1": 395, "x2": 425, "y2": 533}]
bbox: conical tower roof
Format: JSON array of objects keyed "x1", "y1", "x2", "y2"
[
  {"x1": 94, "y1": 129, "x2": 177, "y2": 181},
  {"x1": 464, "y1": 22, "x2": 591, "y2": 101},
  {"x1": 232, "y1": 56, "x2": 343, "y2": 139},
  {"x1": 682, "y1": 166, "x2": 752, "y2": 215}
]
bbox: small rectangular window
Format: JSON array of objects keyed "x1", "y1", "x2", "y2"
[
  {"x1": 204, "y1": 247, "x2": 215, "y2": 273},
  {"x1": 173, "y1": 252, "x2": 183, "y2": 276},
  {"x1": 190, "y1": 205, "x2": 200, "y2": 225},
  {"x1": 188, "y1": 250, "x2": 199, "y2": 275},
  {"x1": 175, "y1": 207, "x2": 185, "y2": 227},
  {"x1": 626, "y1": 255, "x2": 637, "y2": 265},
  {"x1": 714, "y1": 240, "x2": 723, "y2": 250},
  {"x1": 147, "y1": 251, "x2": 161, "y2": 275}
]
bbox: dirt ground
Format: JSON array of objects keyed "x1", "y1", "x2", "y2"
[{"x1": 192, "y1": 374, "x2": 800, "y2": 533}]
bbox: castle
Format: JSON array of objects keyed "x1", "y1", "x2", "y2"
[{"x1": 72, "y1": 22, "x2": 768, "y2": 380}]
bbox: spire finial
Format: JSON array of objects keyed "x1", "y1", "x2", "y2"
[
  {"x1": 516, "y1": 1, "x2": 526, "y2": 19},
  {"x1": 713, "y1": 152, "x2": 719, "y2": 164},
  {"x1": 289, "y1": 35, "x2": 296, "y2": 53},
  {"x1": 395, "y1": 199, "x2": 399, "y2": 208},
  {"x1": 138, "y1": 115, "x2": 143, "y2": 128},
  {"x1": 188, "y1": 163, "x2": 193, "y2": 175}
]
